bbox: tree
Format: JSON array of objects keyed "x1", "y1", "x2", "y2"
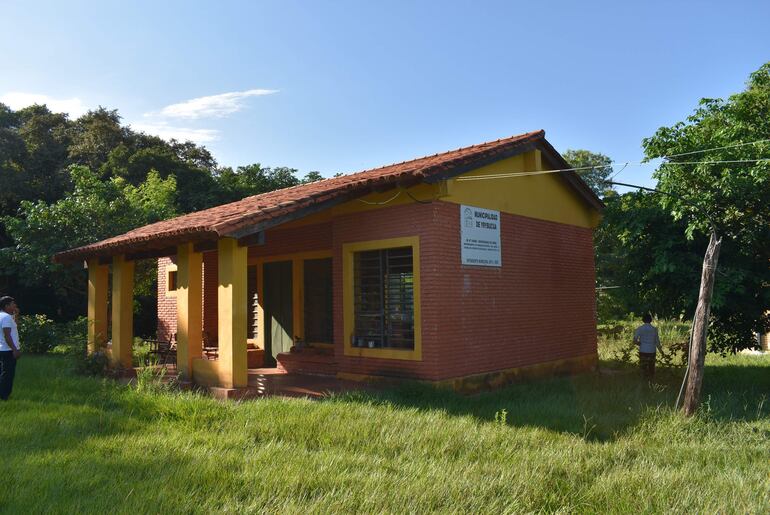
[
  {"x1": 1, "y1": 166, "x2": 177, "y2": 322},
  {"x1": 561, "y1": 149, "x2": 614, "y2": 196},
  {"x1": 68, "y1": 107, "x2": 128, "y2": 172},
  {"x1": 595, "y1": 190, "x2": 706, "y2": 320},
  {"x1": 213, "y1": 164, "x2": 305, "y2": 203},
  {"x1": 642, "y1": 62, "x2": 770, "y2": 414}
]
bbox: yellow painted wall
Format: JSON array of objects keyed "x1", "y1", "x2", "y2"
[
  {"x1": 278, "y1": 150, "x2": 599, "y2": 230},
  {"x1": 111, "y1": 255, "x2": 134, "y2": 368},
  {"x1": 87, "y1": 259, "x2": 109, "y2": 354},
  {"x1": 215, "y1": 238, "x2": 248, "y2": 388},
  {"x1": 176, "y1": 243, "x2": 203, "y2": 379},
  {"x1": 444, "y1": 150, "x2": 601, "y2": 228}
]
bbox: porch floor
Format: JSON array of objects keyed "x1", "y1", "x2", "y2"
[{"x1": 131, "y1": 366, "x2": 373, "y2": 399}]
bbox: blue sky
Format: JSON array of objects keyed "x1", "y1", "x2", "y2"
[{"x1": 1, "y1": 0, "x2": 768, "y2": 188}]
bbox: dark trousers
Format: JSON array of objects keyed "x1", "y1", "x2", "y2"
[
  {"x1": 639, "y1": 351, "x2": 656, "y2": 379},
  {"x1": 0, "y1": 351, "x2": 17, "y2": 400}
]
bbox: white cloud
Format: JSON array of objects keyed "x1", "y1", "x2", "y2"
[
  {"x1": 155, "y1": 88, "x2": 278, "y2": 119},
  {"x1": 0, "y1": 91, "x2": 88, "y2": 117},
  {"x1": 129, "y1": 122, "x2": 220, "y2": 144}
]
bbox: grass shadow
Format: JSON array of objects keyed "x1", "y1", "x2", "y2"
[{"x1": 327, "y1": 355, "x2": 770, "y2": 441}]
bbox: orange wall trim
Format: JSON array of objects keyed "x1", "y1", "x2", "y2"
[{"x1": 337, "y1": 353, "x2": 598, "y2": 394}]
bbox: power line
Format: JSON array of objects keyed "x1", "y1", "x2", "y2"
[
  {"x1": 657, "y1": 138, "x2": 770, "y2": 160},
  {"x1": 455, "y1": 157, "x2": 770, "y2": 182}
]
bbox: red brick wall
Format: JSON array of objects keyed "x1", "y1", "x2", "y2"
[
  {"x1": 157, "y1": 222, "x2": 334, "y2": 345},
  {"x1": 333, "y1": 202, "x2": 442, "y2": 379},
  {"x1": 248, "y1": 222, "x2": 332, "y2": 258},
  {"x1": 202, "y1": 252, "x2": 218, "y2": 342},
  {"x1": 332, "y1": 200, "x2": 597, "y2": 381},
  {"x1": 157, "y1": 256, "x2": 177, "y2": 340},
  {"x1": 156, "y1": 202, "x2": 597, "y2": 381},
  {"x1": 426, "y1": 201, "x2": 597, "y2": 380}
]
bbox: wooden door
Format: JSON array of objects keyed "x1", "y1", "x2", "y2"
[{"x1": 263, "y1": 260, "x2": 293, "y2": 366}]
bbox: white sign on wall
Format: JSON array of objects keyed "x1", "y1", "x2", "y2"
[{"x1": 461, "y1": 204, "x2": 501, "y2": 267}]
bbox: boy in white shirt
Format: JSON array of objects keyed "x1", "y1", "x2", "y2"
[{"x1": 0, "y1": 296, "x2": 21, "y2": 400}]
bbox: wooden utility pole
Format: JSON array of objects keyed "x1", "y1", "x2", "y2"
[
  {"x1": 607, "y1": 181, "x2": 721, "y2": 416},
  {"x1": 682, "y1": 231, "x2": 722, "y2": 416}
]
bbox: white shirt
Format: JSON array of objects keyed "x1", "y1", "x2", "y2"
[
  {"x1": 634, "y1": 323, "x2": 660, "y2": 354},
  {"x1": 0, "y1": 311, "x2": 19, "y2": 351}
]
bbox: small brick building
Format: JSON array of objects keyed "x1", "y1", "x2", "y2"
[{"x1": 56, "y1": 130, "x2": 604, "y2": 392}]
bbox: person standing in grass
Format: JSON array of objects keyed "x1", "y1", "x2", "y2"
[
  {"x1": 634, "y1": 312, "x2": 662, "y2": 379},
  {"x1": 0, "y1": 296, "x2": 21, "y2": 400}
]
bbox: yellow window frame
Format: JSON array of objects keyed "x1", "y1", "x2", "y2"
[
  {"x1": 343, "y1": 236, "x2": 422, "y2": 361},
  {"x1": 165, "y1": 263, "x2": 178, "y2": 297}
]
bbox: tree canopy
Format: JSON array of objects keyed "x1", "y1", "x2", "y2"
[
  {"x1": 0, "y1": 103, "x2": 324, "y2": 329},
  {"x1": 596, "y1": 63, "x2": 770, "y2": 351},
  {"x1": 561, "y1": 149, "x2": 614, "y2": 196}
]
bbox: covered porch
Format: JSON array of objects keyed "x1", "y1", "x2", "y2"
[{"x1": 87, "y1": 235, "x2": 337, "y2": 393}]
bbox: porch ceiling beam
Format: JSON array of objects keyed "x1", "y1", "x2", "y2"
[
  {"x1": 237, "y1": 231, "x2": 265, "y2": 247},
  {"x1": 193, "y1": 240, "x2": 219, "y2": 253},
  {"x1": 125, "y1": 246, "x2": 178, "y2": 261}
]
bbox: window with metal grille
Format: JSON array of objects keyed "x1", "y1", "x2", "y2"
[{"x1": 353, "y1": 246, "x2": 414, "y2": 349}]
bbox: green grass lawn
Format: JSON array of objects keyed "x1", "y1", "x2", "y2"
[{"x1": 1, "y1": 351, "x2": 768, "y2": 513}]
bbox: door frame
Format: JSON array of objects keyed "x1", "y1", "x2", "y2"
[{"x1": 251, "y1": 250, "x2": 333, "y2": 355}]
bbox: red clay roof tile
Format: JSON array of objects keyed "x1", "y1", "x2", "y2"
[{"x1": 54, "y1": 130, "x2": 597, "y2": 263}]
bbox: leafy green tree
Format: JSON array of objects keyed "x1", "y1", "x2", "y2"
[
  {"x1": 595, "y1": 190, "x2": 705, "y2": 321},
  {"x1": 302, "y1": 171, "x2": 325, "y2": 183},
  {"x1": 1, "y1": 166, "x2": 177, "y2": 320},
  {"x1": 641, "y1": 62, "x2": 770, "y2": 352},
  {"x1": 214, "y1": 164, "x2": 304, "y2": 203},
  {"x1": 0, "y1": 103, "x2": 26, "y2": 218},
  {"x1": 562, "y1": 149, "x2": 614, "y2": 196},
  {"x1": 11, "y1": 105, "x2": 73, "y2": 208},
  {"x1": 68, "y1": 107, "x2": 128, "y2": 172}
]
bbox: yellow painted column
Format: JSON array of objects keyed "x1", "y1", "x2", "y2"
[
  {"x1": 176, "y1": 243, "x2": 203, "y2": 379},
  {"x1": 87, "y1": 259, "x2": 109, "y2": 353},
  {"x1": 111, "y1": 254, "x2": 135, "y2": 368},
  {"x1": 217, "y1": 238, "x2": 248, "y2": 388}
]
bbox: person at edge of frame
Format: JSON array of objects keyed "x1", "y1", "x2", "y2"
[{"x1": 0, "y1": 296, "x2": 21, "y2": 401}]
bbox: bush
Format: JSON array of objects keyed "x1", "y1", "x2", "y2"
[
  {"x1": 74, "y1": 349, "x2": 111, "y2": 376},
  {"x1": 598, "y1": 316, "x2": 690, "y2": 366},
  {"x1": 59, "y1": 316, "x2": 88, "y2": 349},
  {"x1": 17, "y1": 314, "x2": 58, "y2": 354}
]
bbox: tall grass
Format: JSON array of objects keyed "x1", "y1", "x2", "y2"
[
  {"x1": 0, "y1": 350, "x2": 768, "y2": 513},
  {"x1": 598, "y1": 316, "x2": 691, "y2": 365}
]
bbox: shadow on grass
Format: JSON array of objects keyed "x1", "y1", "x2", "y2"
[
  {"x1": 0, "y1": 355, "x2": 228, "y2": 463},
  {"x1": 6, "y1": 354, "x2": 768, "y2": 448},
  {"x1": 328, "y1": 358, "x2": 770, "y2": 442}
]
